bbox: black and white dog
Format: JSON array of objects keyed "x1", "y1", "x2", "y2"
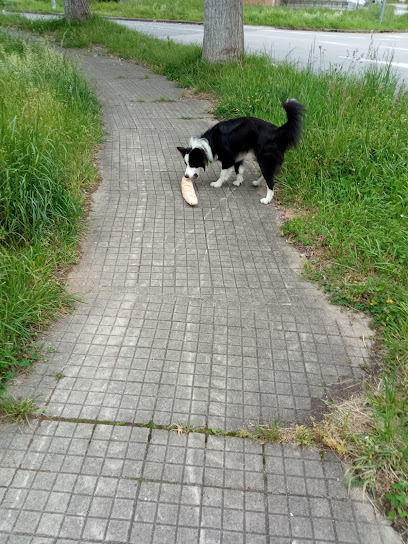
[{"x1": 177, "y1": 99, "x2": 304, "y2": 204}]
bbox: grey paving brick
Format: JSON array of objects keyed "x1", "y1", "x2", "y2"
[
  {"x1": 0, "y1": 40, "x2": 403, "y2": 544},
  {"x1": 10, "y1": 419, "x2": 402, "y2": 542}
]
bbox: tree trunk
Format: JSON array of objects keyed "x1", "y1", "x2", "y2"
[
  {"x1": 63, "y1": 0, "x2": 91, "y2": 20},
  {"x1": 203, "y1": 0, "x2": 244, "y2": 63}
]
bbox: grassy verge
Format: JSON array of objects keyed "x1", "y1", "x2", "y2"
[
  {"x1": 243, "y1": 2, "x2": 408, "y2": 30},
  {"x1": 0, "y1": 12, "x2": 407, "y2": 532},
  {"x1": 0, "y1": 30, "x2": 102, "y2": 391},
  {"x1": 2, "y1": 0, "x2": 408, "y2": 31}
]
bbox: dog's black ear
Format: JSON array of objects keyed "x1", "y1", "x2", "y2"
[{"x1": 177, "y1": 146, "x2": 187, "y2": 156}]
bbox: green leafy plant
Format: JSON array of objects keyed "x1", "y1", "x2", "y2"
[
  {"x1": 295, "y1": 425, "x2": 313, "y2": 446},
  {"x1": 386, "y1": 481, "x2": 408, "y2": 520},
  {"x1": 239, "y1": 421, "x2": 281, "y2": 442}
]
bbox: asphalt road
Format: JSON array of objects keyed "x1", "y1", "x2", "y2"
[
  {"x1": 114, "y1": 19, "x2": 408, "y2": 83},
  {"x1": 9, "y1": 12, "x2": 408, "y2": 83}
]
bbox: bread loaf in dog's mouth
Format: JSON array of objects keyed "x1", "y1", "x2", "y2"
[{"x1": 181, "y1": 176, "x2": 198, "y2": 206}]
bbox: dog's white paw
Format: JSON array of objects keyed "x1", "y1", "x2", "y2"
[
  {"x1": 260, "y1": 197, "x2": 272, "y2": 205},
  {"x1": 210, "y1": 181, "x2": 223, "y2": 188},
  {"x1": 233, "y1": 179, "x2": 243, "y2": 187},
  {"x1": 252, "y1": 178, "x2": 263, "y2": 187}
]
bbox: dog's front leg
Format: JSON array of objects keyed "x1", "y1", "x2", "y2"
[
  {"x1": 211, "y1": 166, "x2": 234, "y2": 188},
  {"x1": 260, "y1": 186, "x2": 274, "y2": 205}
]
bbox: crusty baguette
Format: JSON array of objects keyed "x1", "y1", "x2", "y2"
[{"x1": 181, "y1": 176, "x2": 198, "y2": 206}]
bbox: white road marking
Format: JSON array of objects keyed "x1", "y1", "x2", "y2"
[
  {"x1": 319, "y1": 40, "x2": 356, "y2": 47},
  {"x1": 380, "y1": 46, "x2": 408, "y2": 51},
  {"x1": 338, "y1": 55, "x2": 408, "y2": 69},
  {"x1": 377, "y1": 37, "x2": 405, "y2": 41},
  {"x1": 359, "y1": 58, "x2": 408, "y2": 68}
]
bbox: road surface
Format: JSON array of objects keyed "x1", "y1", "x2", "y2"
[
  {"x1": 114, "y1": 19, "x2": 408, "y2": 83},
  {"x1": 8, "y1": 12, "x2": 408, "y2": 83}
]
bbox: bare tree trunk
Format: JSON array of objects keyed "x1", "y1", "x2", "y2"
[
  {"x1": 203, "y1": 0, "x2": 244, "y2": 63},
  {"x1": 63, "y1": 0, "x2": 91, "y2": 20}
]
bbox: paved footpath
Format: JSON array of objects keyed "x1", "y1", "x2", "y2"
[{"x1": 0, "y1": 47, "x2": 402, "y2": 543}]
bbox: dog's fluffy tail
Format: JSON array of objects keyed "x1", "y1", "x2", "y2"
[{"x1": 276, "y1": 99, "x2": 305, "y2": 150}]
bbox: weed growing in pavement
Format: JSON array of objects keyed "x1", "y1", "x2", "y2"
[
  {"x1": 171, "y1": 423, "x2": 197, "y2": 435},
  {"x1": 294, "y1": 425, "x2": 314, "y2": 446},
  {"x1": 152, "y1": 97, "x2": 176, "y2": 102},
  {"x1": 239, "y1": 421, "x2": 281, "y2": 443},
  {"x1": 0, "y1": 394, "x2": 43, "y2": 423}
]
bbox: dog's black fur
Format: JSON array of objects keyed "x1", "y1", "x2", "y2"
[{"x1": 177, "y1": 99, "x2": 304, "y2": 204}]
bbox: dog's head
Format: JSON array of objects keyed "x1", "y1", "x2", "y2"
[{"x1": 177, "y1": 138, "x2": 213, "y2": 180}]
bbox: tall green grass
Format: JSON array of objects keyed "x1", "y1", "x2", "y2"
[
  {"x1": 0, "y1": 30, "x2": 102, "y2": 389},
  {"x1": 0, "y1": 13, "x2": 407, "y2": 526},
  {"x1": 243, "y1": 2, "x2": 408, "y2": 30},
  {"x1": 2, "y1": 0, "x2": 408, "y2": 31}
]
